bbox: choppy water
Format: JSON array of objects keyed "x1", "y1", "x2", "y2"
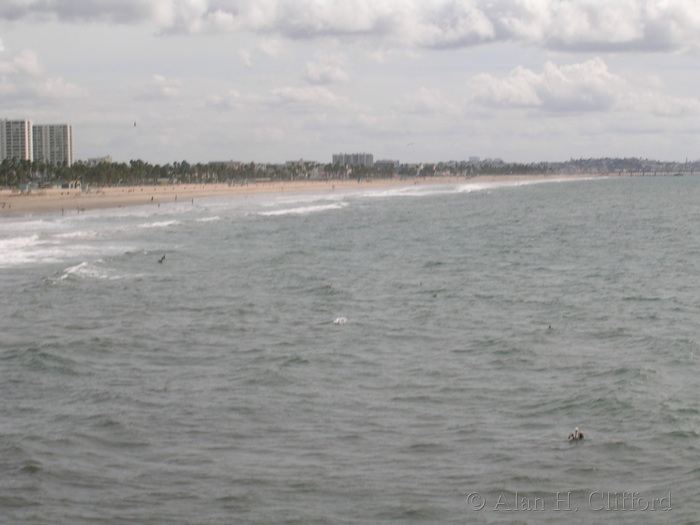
[{"x1": 2, "y1": 176, "x2": 699, "y2": 524}]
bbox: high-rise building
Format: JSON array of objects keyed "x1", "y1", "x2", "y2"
[
  {"x1": 332, "y1": 153, "x2": 374, "y2": 167},
  {"x1": 33, "y1": 124, "x2": 74, "y2": 166},
  {"x1": 0, "y1": 119, "x2": 33, "y2": 162}
]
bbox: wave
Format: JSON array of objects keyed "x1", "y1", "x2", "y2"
[
  {"x1": 0, "y1": 218, "x2": 64, "y2": 233},
  {"x1": 259, "y1": 202, "x2": 347, "y2": 217},
  {"x1": 54, "y1": 260, "x2": 137, "y2": 282},
  {"x1": 59, "y1": 261, "x2": 111, "y2": 281},
  {"x1": 356, "y1": 178, "x2": 562, "y2": 200},
  {"x1": 360, "y1": 184, "x2": 457, "y2": 199},
  {"x1": 53, "y1": 230, "x2": 101, "y2": 240},
  {"x1": 0, "y1": 233, "x2": 41, "y2": 250},
  {"x1": 0, "y1": 234, "x2": 63, "y2": 267},
  {"x1": 138, "y1": 219, "x2": 181, "y2": 229}
]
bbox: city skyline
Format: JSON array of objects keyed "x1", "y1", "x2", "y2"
[
  {"x1": 1, "y1": 1, "x2": 698, "y2": 165},
  {"x1": 0, "y1": 119, "x2": 74, "y2": 166}
]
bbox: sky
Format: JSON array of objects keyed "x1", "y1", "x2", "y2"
[{"x1": 1, "y1": 0, "x2": 699, "y2": 165}]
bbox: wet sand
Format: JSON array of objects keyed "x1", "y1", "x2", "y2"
[{"x1": 0, "y1": 175, "x2": 592, "y2": 217}]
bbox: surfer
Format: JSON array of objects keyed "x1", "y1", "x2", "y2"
[
  {"x1": 158, "y1": 255, "x2": 165, "y2": 263},
  {"x1": 568, "y1": 427, "x2": 584, "y2": 440}
]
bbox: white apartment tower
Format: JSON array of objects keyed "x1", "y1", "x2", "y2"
[
  {"x1": 33, "y1": 124, "x2": 74, "y2": 166},
  {"x1": 0, "y1": 119, "x2": 33, "y2": 162},
  {"x1": 332, "y1": 153, "x2": 374, "y2": 167}
]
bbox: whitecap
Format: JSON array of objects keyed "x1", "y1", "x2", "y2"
[
  {"x1": 0, "y1": 234, "x2": 57, "y2": 267},
  {"x1": 138, "y1": 220, "x2": 181, "y2": 229},
  {"x1": 361, "y1": 185, "x2": 457, "y2": 199},
  {"x1": 59, "y1": 261, "x2": 111, "y2": 281},
  {"x1": 259, "y1": 202, "x2": 347, "y2": 217},
  {"x1": 53, "y1": 230, "x2": 101, "y2": 240},
  {"x1": 0, "y1": 234, "x2": 41, "y2": 251},
  {"x1": 56, "y1": 260, "x2": 139, "y2": 281}
]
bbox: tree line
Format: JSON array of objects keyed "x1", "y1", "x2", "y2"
[
  {"x1": 2, "y1": 156, "x2": 698, "y2": 188},
  {"x1": 1, "y1": 158, "x2": 401, "y2": 188}
]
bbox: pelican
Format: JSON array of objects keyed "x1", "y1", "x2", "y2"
[{"x1": 568, "y1": 427, "x2": 584, "y2": 440}]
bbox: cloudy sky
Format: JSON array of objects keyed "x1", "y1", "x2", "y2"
[{"x1": 1, "y1": 0, "x2": 699, "y2": 164}]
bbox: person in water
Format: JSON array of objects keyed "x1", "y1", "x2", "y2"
[{"x1": 568, "y1": 427, "x2": 584, "y2": 440}]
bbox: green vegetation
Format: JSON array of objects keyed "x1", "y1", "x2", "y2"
[{"x1": 1, "y1": 156, "x2": 698, "y2": 189}]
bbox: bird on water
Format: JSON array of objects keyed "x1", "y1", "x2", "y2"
[{"x1": 568, "y1": 427, "x2": 584, "y2": 440}]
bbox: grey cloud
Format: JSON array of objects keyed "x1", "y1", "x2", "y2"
[
  {"x1": 0, "y1": 0, "x2": 156, "y2": 24},
  {"x1": 2, "y1": 0, "x2": 698, "y2": 54}
]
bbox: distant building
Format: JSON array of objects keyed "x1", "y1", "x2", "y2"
[
  {"x1": 33, "y1": 124, "x2": 74, "y2": 166},
  {"x1": 210, "y1": 161, "x2": 243, "y2": 169},
  {"x1": 332, "y1": 153, "x2": 374, "y2": 167},
  {"x1": 85, "y1": 156, "x2": 113, "y2": 167},
  {"x1": 285, "y1": 159, "x2": 320, "y2": 179},
  {"x1": 0, "y1": 119, "x2": 33, "y2": 161},
  {"x1": 374, "y1": 159, "x2": 400, "y2": 169}
]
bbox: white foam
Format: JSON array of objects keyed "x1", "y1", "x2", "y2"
[
  {"x1": 53, "y1": 230, "x2": 101, "y2": 240},
  {"x1": 138, "y1": 220, "x2": 181, "y2": 229},
  {"x1": 455, "y1": 178, "x2": 569, "y2": 193},
  {"x1": 57, "y1": 260, "x2": 137, "y2": 281},
  {"x1": 0, "y1": 234, "x2": 41, "y2": 251},
  {"x1": 259, "y1": 202, "x2": 347, "y2": 217},
  {"x1": 0, "y1": 234, "x2": 45, "y2": 267},
  {"x1": 57, "y1": 261, "x2": 107, "y2": 281},
  {"x1": 0, "y1": 219, "x2": 62, "y2": 234},
  {"x1": 359, "y1": 184, "x2": 459, "y2": 199}
]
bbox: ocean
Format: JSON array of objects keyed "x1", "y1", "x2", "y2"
[{"x1": 1, "y1": 176, "x2": 698, "y2": 524}]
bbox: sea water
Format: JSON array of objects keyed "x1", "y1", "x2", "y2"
[{"x1": 1, "y1": 176, "x2": 699, "y2": 524}]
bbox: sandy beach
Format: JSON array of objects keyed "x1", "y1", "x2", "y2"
[{"x1": 0, "y1": 175, "x2": 590, "y2": 217}]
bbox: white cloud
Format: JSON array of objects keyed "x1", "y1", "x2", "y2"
[
  {"x1": 0, "y1": 48, "x2": 42, "y2": 76},
  {"x1": 543, "y1": 0, "x2": 645, "y2": 51},
  {"x1": 37, "y1": 77, "x2": 88, "y2": 99},
  {"x1": 468, "y1": 57, "x2": 700, "y2": 116},
  {"x1": 257, "y1": 38, "x2": 282, "y2": 58},
  {"x1": 469, "y1": 58, "x2": 626, "y2": 111},
  {"x1": 410, "y1": 1, "x2": 497, "y2": 49},
  {"x1": 0, "y1": 46, "x2": 87, "y2": 100},
  {"x1": 271, "y1": 85, "x2": 348, "y2": 108},
  {"x1": 137, "y1": 74, "x2": 182, "y2": 101},
  {"x1": 398, "y1": 87, "x2": 460, "y2": 114},
  {"x1": 303, "y1": 53, "x2": 350, "y2": 84},
  {"x1": 253, "y1": 126, "x2": 285, "y2": 142},
  {"x1": 3, "y1": 1, "x2": 699, "y2": 53},
  {"x1": 2, "y1": 1, "x2": 698, "y2": 164},
  {"x1": 237, "y1": 39, "x2": 281, "y2": 68},
  {"x1": 620, "y1": 89, "x2": 700, "y2": 117},
  {"x1": 0, "y1": 0, "x2": 160, "y2": 24},
  {"x1": 206, "y1": 89, "x2": 243, "y2": 110},
  {"x1": 239, "y1": 49, "x2": 253, "y2": 67}
]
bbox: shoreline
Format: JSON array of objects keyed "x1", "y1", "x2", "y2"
[{"x1": 0, "y1": 174, "x2": 596, "y2": 217}]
